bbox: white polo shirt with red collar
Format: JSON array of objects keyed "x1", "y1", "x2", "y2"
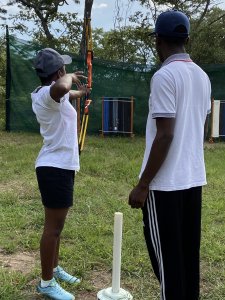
[{"x1": 140, "y1": 53, "x2": 211, "y2": 191}]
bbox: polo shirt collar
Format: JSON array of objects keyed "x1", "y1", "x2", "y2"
[{"x1": 162, "y1": 53, "x2": 192, "y2": 67}]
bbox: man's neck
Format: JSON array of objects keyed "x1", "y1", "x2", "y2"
[{"x1": 162, "y1": 47, "x2": 186, "y2": 62}]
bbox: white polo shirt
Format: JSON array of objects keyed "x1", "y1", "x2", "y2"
[
  {"x1": 31, "y1": 84, "x2": 80, "y2": 171},
  {"x1": 140, "y1": 53, "x2": 211, "y2": 191}
]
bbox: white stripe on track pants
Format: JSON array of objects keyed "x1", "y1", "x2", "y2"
[{"x1": 142, "y1": 187, "x2": 202, "y2": 300}]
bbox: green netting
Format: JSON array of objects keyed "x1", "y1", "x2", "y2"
[
  {"x1": 7, "y1": 35, "x2": 154, "y2": 135},
  {"x1": 6, "y1": 35, "x2": 225, "y2": 135},
  {"x1": 201, "y1": 64, "x2": 225, "y2": 100}
]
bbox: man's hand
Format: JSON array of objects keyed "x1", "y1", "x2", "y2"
[
  {"x1": 129, "y1": 118, "x2": 175, "y2": 207},
  {"x1": 128, "y1": 183, "x2": 149, "y2": 209}
]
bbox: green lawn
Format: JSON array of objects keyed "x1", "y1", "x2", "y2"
[{"x1": 0, "y1": 131, "x2": 224, "y2": 299}]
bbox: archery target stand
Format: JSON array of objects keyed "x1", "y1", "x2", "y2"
[
  {"x1": 101, "y1": 97, "x2": 134, "y2": 137},
  {"x1": 209, "y1": 98, "x2": 225, "y2": 142},
  {"x1": 97, "y1": 212, "x2": 133, "y2": 300}
]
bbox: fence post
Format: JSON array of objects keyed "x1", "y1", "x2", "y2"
[{"x1": 5, "y1": 25, "x2": 11, "y2": 132}]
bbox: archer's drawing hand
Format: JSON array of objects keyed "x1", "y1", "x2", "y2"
[
  {"x1": 78, "y1": 84, "x2": 92, "y2": 97},
  {"x1": 128, "y1": 183, "x2": 149, "y2": 209}
]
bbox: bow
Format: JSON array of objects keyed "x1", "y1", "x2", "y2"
[{"x1": 78, "y1": 12, "x2": 93, "y2": 154}]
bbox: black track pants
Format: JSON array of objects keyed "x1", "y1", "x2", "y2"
[{"x1": 142, "y1": 187, "x2": 202, "y2": 300}]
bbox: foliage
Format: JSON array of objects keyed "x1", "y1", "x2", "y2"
[
  {"x1": 0, "y1": 132, "x2": 224, "y2": 299},
  {"x1": 92, "y1": 26, "x2": 154, "y2": 65},
  {"x1": 79, "y1": 0, "x2": 94, "y2": 56},
  {"x1": 4, "y1": 0, "x2": 82, "y2": 51},
  {"x1": 26, "y1": 11, "x2": 83, "y2": 52},
  {"x1": 128, "y1": 0, "x2": 225, "y2": 64},
  {"x1": 93, "y1": 0, "x2": 225, "y2": 64},
  {"x1": 2, "y1": 0, "x2": 225, "y2": 65},
  {"x1": 131, "y1": 0, "x2": 215, "y2": 19},
  {"x1": 0, "y1": 7, "x2": 7, "y2": 20},
  {"x1": 187, "y1": 7, "x2": 225, "y2": 64}
]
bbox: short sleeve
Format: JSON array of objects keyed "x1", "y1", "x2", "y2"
[
  {"x1": 36, "y1": 84, "x2": 67, "y2": 110},
  {"x1": 151, "y1": 72, "x2": 176, "y2": 119}
]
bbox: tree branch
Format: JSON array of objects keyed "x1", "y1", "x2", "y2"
[{"x1": 196, "y1": 0, "x2": 211, "y2": 28}]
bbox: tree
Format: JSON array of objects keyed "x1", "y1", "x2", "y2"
[
  {"x1": 131, "y1": 0, "x2": 214, "y2": 22},
  {"x1": 14, "y1": 10, "x2": 83, "y2": 52},
  {"x1": 188, "y1": 7, "x2": 225, "y2": 64},
  {"x1": 113, "y1": 0, "x2": 133, "y2": 29},
  {"x1": 129, "y1": 0, "x2": 225, "y2": 64},
  {"x1": 0, "y1": 7, "x2": 7, "y2": 21},
  {"x1": 92, "y1": 26, "x2": 154, "y2": 65},
  {"x1": 79, "y1": 0, "x2": 94, "y2": 56},
  {"x1": 89, "y1": 0, "x2": 154, "y2": 65},
  {"x1": 3, "y1": 0, "x2": 82, "y2": 51}
]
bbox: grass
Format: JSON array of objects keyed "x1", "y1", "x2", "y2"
[{"x1": 0, "y1": 131, "x2": 224, "y2": 299}]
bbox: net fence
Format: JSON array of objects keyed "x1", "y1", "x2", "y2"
[
  {"x1": 6, "y1": 35, "x2": 153, "y2": 135},
  {"x1": 5, "y1": 35, "x2": 225, "y2": 138}
]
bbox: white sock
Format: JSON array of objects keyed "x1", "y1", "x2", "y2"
[
  {"x1": 53, "y1": 266, "x2": 59, "y2": 272},
  {"x1": 41, "y1": 278, "x2": 53, "y2": 288}
]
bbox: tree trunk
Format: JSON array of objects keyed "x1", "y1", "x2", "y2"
[{"x1": 79, "y1": 0, "x2": 93, "y2": 57}]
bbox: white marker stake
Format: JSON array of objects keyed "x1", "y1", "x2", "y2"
[
  {"x1": 97, "y1": 212, "x2": 133, "y2": 300},
  {"x1": 112, "y1": 212, "x2": 123, "y2": 293}
]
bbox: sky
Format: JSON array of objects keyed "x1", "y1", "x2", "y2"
[
  {"x1": 1, "y1": 0, "x2": 225, "y2": 39},
  {"x1": 61, "y1": 0, "x2": 144, "y2": 31},
  {"x1": 0, "y1": 0, "x2": 145, "y2": 38}
]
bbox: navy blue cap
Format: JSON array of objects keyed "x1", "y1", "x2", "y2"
[
  {"x1": 150, "y1": 9, "x2": 190, "y2": 38},
  {"x1": 34, "y1": 48, "x2": 72, "y2": 78}
]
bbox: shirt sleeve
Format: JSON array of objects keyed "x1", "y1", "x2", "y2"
[
  {"x1": 150, "y1": 72, "x2": 176, "y2": 119},
  {"x1": 38, "y1": 84, "x2": 67, "y2": 110}
]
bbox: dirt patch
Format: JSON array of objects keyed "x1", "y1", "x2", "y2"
[
  {"x1": 89, "y1": 268, "x2": 112, "y2": 290},
  {"x1": 77, "y1": 291, "x2": 100, "y2": 300},
  {"x1": 204, "y1": 141, "x2": 225, "y2": 150},
  {"x1": 0, "y1": 249, "x2": 37, "y2": 275},
  {"x1": 75, "y1": 268, "x2": 112, "y2": 300},
  {"x1": 0, "y1": 251, "x2": 116, "y2": 300}
]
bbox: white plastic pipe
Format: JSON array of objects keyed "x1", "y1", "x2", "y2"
[
  {"x1": 212, "y1": 100, "x2": 220, "y2": 138},
  {"x1": 97, "y1": 211, "x2": 133, "y2": 300},
  {"x1": 112, "y1": 212, "x2": 123, "y2": 294}
]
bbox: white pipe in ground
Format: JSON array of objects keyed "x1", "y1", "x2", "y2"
[
  {"x1": 112, "y1": 212, "x2": 123, "y2": 293},
  {"x1": 97, "y1": 212, "x2": 133, "y2": 300}
]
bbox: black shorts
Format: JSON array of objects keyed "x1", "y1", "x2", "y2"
[{"x1": 36, "y1": 167, "x2": 75, "y2": 209}]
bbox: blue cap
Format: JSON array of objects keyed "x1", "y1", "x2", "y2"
[
  {"x1": 34, "y1": 48, "x2": 72, "y2": 78},
  {"x1": 150, "y1": 9, "x2": 190, "y2": 38}
]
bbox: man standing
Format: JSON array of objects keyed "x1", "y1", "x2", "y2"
[{"x1": 129, "y1": 10, "x2": 211, "y2": 300}]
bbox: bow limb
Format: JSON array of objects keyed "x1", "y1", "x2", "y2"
[{"x1": 79, "y1": 15, "x2": 93, "y2": 154}]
